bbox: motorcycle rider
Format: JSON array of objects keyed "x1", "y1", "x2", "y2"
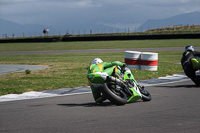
[
  {"x1": 87, "y1": 58, "x2": 126, "y2": 104},
  {"x1": 181, "y1": 45, "x2": 200, "y2": 86}
]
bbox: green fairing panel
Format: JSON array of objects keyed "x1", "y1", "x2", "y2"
[
  {"x1": 127, "y1": 88, "x2": 142, "y2": 102},
  {"x1": 123, "y1": 71, "x2": 141, "y2": 102},
  {"x1": 123, "y1": 72, "x2": 138, "y2": 85}
]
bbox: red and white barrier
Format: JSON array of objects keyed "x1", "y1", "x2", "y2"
[
  {"x1": 125, "y1": 51, "x2": 141, "y2": 70},
  {"x1": 125, "y1": 51, "x2": 158, "y2": 71},
  {"x1": 140, "y1": 52, "x2": 158, "y2": 71}
]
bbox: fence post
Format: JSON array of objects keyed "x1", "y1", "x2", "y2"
[
  {"x1": 117, "y1": 28, "x2": 119, "y2": 33},
  {"x1": 84, "y1": 29, "x2": 86, "y2": 35}
]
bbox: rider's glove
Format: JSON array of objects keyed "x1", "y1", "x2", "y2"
[
  {"x1": 121, "y1": 64, "x2": 127, "y2": 72},
  {"x1": 122, "y1": 63, "x2": 127, "y2": 68},
  {"x1": 137, "y1": 84, "x2": 144, "y2": 90}
]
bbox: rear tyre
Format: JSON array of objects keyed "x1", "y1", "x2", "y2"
[{"x1": 101, "y1": 83, "x2": 127, "y2": 105}]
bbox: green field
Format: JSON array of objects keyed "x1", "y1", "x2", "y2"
[
  {"x1": 0, "y1": 39, "x2": 200, "y2": 52},
  {"x1": 0, "y1": 39, "x2": 200, "y2": 96}
]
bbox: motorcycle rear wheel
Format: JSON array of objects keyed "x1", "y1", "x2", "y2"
[{"x1": 102, "y1": 83, "x2": 127, "y2": 105}]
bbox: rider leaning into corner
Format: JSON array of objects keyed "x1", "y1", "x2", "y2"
[
  {"x1": 87, "y1": 58, "x2": 143, "y2": 104},
  {"x1": 87, "y1": 58, "x2": 125, "y2": 104},
  {"x1": 181, "y1": 45, "x2": 200, "y2": 86}
]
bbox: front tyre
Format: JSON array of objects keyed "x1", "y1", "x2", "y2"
[
  {"x1": 101, "y1": 83, "x2": 127, "y2": 105},
  {"x1": 140, "y1": 89, "x2": 152, "y2": 101}
]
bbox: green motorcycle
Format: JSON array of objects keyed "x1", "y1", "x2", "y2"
[{"x1": 101, "y1": 66, "x2": 151, "y2": 105}]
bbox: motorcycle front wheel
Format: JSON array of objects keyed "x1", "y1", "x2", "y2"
[
  {"x1": 140, "y1": 89, "x2": 152, "y2": 101},
  {"x1": 101, "y1": 82, "x2": 128, "y2": 105}
]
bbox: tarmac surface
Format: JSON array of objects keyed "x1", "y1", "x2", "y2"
[
  {"x1": 0, "y1": 47, "x2": 200, "y2": 55},
  {"x1": 0, "y1": 64, "x2": 48, "y2": 75},
  {"x1": 0, "y1": 79, "x2": 200, "y2": 133},
  {"x1": 0, "y1": 48, "x2": 178, "y2": 55}
]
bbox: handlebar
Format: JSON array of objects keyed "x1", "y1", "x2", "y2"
[{"x1": 118, "y1": 64, "x2": 127, "y2": 73}]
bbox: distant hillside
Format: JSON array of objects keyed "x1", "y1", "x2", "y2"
[
  {"x1": 138, "y1": 11, "x2": 200, "y2": 32},
  {"x1": 144, "y1": 24, "x2": 200, "y2": 34},
  {"x1": 0, "y1": 18, "x2": 49, "y2": 37},
  {"x1": 1, "y1": 11, "x2": 200, "y2": 38},
  {"x1": 0, "y1": 18, "x2": 112, "y2": 38}
]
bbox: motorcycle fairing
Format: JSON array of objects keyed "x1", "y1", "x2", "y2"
[
  {"x1": 123, "y1": 71, "x2": 142, "y2": 102},
  {"x1": 127, "y1": 87, "x2": 142, "y2": 102}
]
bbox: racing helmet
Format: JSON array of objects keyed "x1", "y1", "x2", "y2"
[
  {"x1": 185, "y1": 45, "x2": 194, "y2": 52},
  {"x1": 92, "y1": 58, "x2": 103, "y2": 64}
]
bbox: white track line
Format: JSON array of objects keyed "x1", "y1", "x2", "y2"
[{"x1": 0, "y1": 74, "x2": 189, "y2": 102}]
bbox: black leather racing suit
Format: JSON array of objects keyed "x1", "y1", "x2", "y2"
[{"x1": 181, "y1": 50, "x2": 200, "y2": 86}]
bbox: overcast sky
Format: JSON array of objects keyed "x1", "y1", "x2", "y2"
[{"x1": 0, "y1": 0, "x2": 200, "y2": 31}]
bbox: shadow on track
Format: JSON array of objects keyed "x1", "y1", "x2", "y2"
[
  {"x1": 57, "y1": 101, "x2": 143, "y2": 107},
  {"x1": 57, "y1": 101, "x2": 114, "y2": 107}
]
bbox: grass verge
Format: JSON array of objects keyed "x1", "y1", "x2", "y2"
[
  {"x1": 0, "y1": 51, "x2": 183, "y2": 96},
  {"x1": 0, "y1": 39, "x2": 200, "y2": 52}
]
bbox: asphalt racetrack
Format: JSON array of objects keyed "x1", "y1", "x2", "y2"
[
  {"x1": 0, "y1": 79, "x2": 200, "y2": 133},
  {"x1": 0, "y1": 47, "x2": 200, "y2": 55},
  {"x1": 0, "y1": 47, "x2": 200, "y2": 133}
]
